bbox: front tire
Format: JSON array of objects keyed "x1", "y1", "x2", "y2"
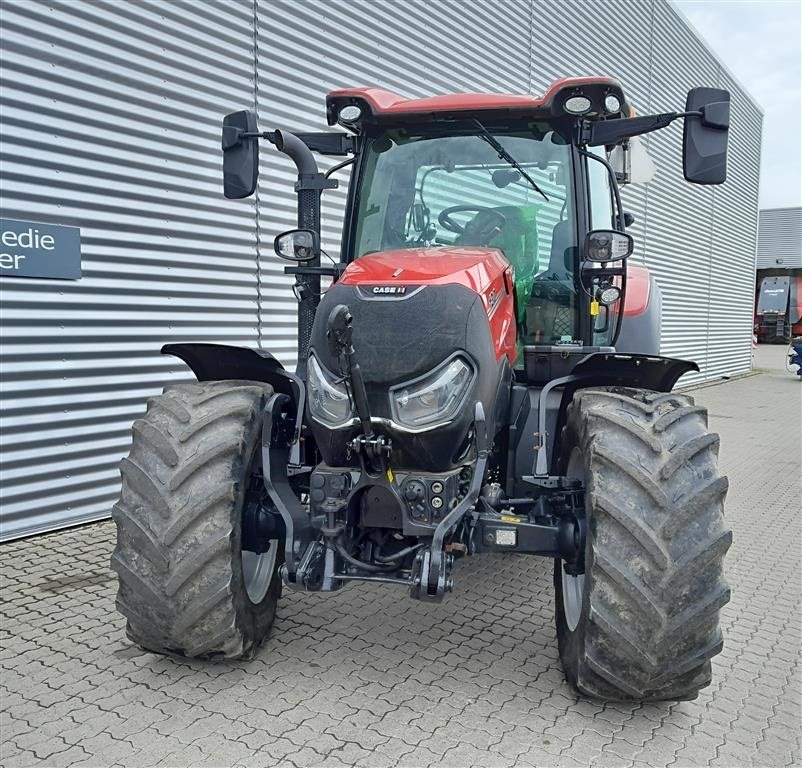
[
  {"x1": 111, "y1": 380, "x2": 282, "y2": 660},
  {"x1": 555, "y1": 387, "x2": 731, "y2": 701}
]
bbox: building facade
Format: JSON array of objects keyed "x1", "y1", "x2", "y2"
[
  {"x1": 754, "y1": 207, "x2": 802, "y2": 343},
  {"x1": 757, "y1": 207, "x2": 802, "y2": 270},
  {"x1": 0, "y1": 0, "x2": 762, "y2": 539}
]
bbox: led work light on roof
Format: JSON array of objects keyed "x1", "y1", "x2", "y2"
[
  {"x1": 604, "y1": 93, "x2": 621, "y2": 113},
  {"x1": 337, "y1": 104, "x2": 362, "y2": 124},
  {"x1": 564, "y1": 95, "x2": 592, "y2": 115}
]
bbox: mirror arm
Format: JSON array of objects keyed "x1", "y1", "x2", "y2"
[
  {"x1": 222, "y1": 128, "x2": 355, "y2": 157},
  {"x1": 583, "y1": 109, "x2": 710, "y2": 148},
  {"x1": 294, "y1": 132, "x2": 356, "y2": 156},
  {"x1": 284, "y1": 264, "x2": 346, "y2": 279},
  {"x1": 583, "y1": 112, "x2": 678, "y2": 146},
  {"x1": 221, "y1": 126, "x2": 278, "y2": 150},
  {"x1": 325, "y1": 156, "x2": 356, "y2": 179}
]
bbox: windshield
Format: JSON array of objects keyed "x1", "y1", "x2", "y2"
[{"x1": 352, "y1": 126, "x2": 580, "y2": 345}]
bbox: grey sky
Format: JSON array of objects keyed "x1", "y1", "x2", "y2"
[{"x1": 673, "y1": 0, "x2": 801, "y2": 209}]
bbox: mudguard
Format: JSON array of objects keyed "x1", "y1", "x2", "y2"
[
  {"x1": 533, "y1": 352, "x2": 699, "y2": 476},
  {"x1": 162, "y1": 343, "x2": 305, "y2": 441},
  {"x1": 162, "y1": 343, "x2": 293, "y2": 392},
  {"x1": 568, "y1": 351, "x2": 698, "y2": 391}
]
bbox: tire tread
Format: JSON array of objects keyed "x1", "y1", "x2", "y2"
[
  {"x1": 111, "y1": 380, "x2": 279, "y2": 660},
  {"x1": 556, "y1": 386, "x2": 730, "y2": 701}
]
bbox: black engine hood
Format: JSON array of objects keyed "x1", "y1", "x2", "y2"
[{"x1": 307, "y1": 281, "x2": 507, "y2": 471}]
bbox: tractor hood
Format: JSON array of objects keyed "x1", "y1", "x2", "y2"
[
  {"x1": 339, "y1": 246, "x2": 511, "y2": 294},
  {"x1": 307, "y1": 245, "x2": 517, "y2": 471}
]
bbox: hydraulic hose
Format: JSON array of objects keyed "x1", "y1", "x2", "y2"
[
  {"x1": 333, "y1": 539, "x2": 396, "y2": 573},
  {"x1": 375, "y1": 543, "x2": 425, "y2": 563}
]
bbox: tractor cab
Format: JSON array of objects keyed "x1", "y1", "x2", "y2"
[
  {"x1": 330, "y1": 81, "x2": 631, "y2": 353},
  {"x1": 348, "y1": 117, "x2": 578, "y2": 346}
]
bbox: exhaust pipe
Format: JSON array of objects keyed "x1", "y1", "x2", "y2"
[
  {"x1": 270, "y1": 129, "x2": 323, "y2": 378},
  {"x1": 273, "y1": 129, "x2": 320, "y2": 178}
]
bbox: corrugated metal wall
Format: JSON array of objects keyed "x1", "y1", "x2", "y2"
[
  {"x1": 0, "y1": 0, "x2": 259, "y2": 539},
  {"x1": 757, "y1": 208, "x2": 802, "y2": 269},
  {"x1": 0, "y1": 0, "x2": 761, "y2": 539}
]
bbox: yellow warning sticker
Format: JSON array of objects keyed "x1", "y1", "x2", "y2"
[
  {"x1": 386, "y1": 468, "x2": 394, "y2": 483},
  {"x1": 590, "y1": 299, "x2": 600, "y2": 316},
  {"x1": 500, "y1": 515, "x2": 523, "y2": 524}
]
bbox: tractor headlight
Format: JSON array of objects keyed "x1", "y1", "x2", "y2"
[
  {"x1": 307, "y1": 355, "x2": 354, "y2": 428},
  {"x1": 390, "y1": 356, "x2": 475, "y2": 431},
  {"x1": 597, "y1": 285, "x2": 621, "y2": 305}
]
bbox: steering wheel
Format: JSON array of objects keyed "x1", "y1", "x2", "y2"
[{"x1": 438, "y1": 205, "x2": 506, "y2": 243}]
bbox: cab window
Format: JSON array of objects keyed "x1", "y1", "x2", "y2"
[{"x1": 587, "y1": 147, "x2": 615, "y2": 229}]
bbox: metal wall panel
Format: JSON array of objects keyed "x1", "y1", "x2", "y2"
[
  {"x1": 707, "y1": 68, "x2": 762, "y2": 377},
  {"x1": 757, "y1": 208, "x2": 802, "y2": 269},
  {"x1": 527, "y1": 0, "x2": 655, "y2": 316},
  {"x1": 0, "y1": 0, "x2": 762, "y2": 539},
  {"x1": 0, "y1": 0, "x2": 258, "y2": 539},
  {"x1": 641, "y1": 0, "x2": 720, "y2": 380}
]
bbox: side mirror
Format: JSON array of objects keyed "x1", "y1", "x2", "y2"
[
  {"x1": 683, "y1": 88, "x2": 730, "y2": 185},
  {"x1": 222, "y1": 110, "x2": 259, "y2": 199},
  {"x1": 584, "y1": 230, "x2": 634, "y2": 262},
  {"x1": 274, "y1": 229, "x2": 320, "y2": 262}
]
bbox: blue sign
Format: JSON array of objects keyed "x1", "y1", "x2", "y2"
[{"x1": 0, "y1": 218, "x2": 81, "y2": 280}]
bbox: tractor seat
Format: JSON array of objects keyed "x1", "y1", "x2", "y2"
[
  {"x1": 525, "y1": 218, "x2": 578, "y2": 343},
  {"x1": 539, "y1": 218, "x2": 575, "y2": 281}
]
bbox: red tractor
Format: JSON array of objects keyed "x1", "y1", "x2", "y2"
[{"x1": 112, "y1": 77, "x2": 732, "y2": 701}]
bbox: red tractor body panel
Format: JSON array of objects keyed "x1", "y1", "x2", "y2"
[
  {"x1": 623, "y1": 264, "x2": 652, "y2": 317},
  {"x1": 340, "y1": 247, "x2": 517, "y2": 365}
]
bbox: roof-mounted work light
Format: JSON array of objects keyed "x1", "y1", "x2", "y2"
[
  {"x1": 337, "y1": 104, "x2": 362, "y2": 124},
  {"x1": 564, "y1": 95, "x2": 592, "y2": 115}
]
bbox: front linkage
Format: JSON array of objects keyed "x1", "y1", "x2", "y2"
[{"x1": 250, "y1": 313, "x2": 587, "y2": 602}]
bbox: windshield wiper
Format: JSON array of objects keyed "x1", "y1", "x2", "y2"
[{"x1": 473, "y1": 119, "x2": 549, "y2": 202}]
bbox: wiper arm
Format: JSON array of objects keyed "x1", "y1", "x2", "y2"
[{"x1": 473, "y1": 119, "x2": 549, "y2": 202}]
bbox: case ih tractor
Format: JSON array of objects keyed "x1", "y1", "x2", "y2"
[{"x1": 112, "y1": 77, "x2": 733, "y2": 701}]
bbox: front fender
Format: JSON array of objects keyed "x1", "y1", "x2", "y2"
[
  {"x1": 162, "y1": 342, "x2": 301, "y2": 395},
  {"x1": 162, "y1": 344, "x2": 305, "y2": 443},
  {"x1": 536, "y1": 353, "x2": 699, "y2": 476},
  {"x1": 568, "y1": 351, "x2": 698, "y2": 392}
]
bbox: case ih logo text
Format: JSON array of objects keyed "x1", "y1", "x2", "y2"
[{"x1": 372, "y1": 285, "x2": 407, "y2": 295}]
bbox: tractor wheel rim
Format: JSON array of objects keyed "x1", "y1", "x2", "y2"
[
  {"x1": 562, "y1": 445, "x2": 586, "y2": 632},
  {"x1": 242, "y1": 542, "x2": 278, "y2": 604},
  {"x1": 561, "y1": 570, "x2": 585, "y2": 631}
]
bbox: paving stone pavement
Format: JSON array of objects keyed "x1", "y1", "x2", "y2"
[{"x1": 2, "y1": 344, "x2": 800, "y2": 768}]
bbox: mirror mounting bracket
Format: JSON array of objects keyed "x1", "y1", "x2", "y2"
[
  {"x1": 295, "y1": 174, "x2": 339, "y2": 193},
  {"x1": 582, "y1": 112, "x2": 678, "y2": 147}
]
